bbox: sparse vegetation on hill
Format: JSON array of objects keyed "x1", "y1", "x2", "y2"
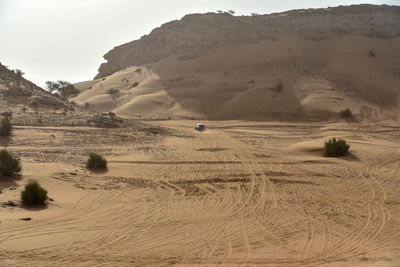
[
  {"x1": 324, "y1": 138, "x2": 350, "y2": 157},
  {"x1": 21, "y1": 180, "x2": 48, "y2": 206},
  {"x1": 340, "y1": 108, "x2": 353, "y2": 118},
  {"x1": 14, "y1": 69, "x2": 24, "y2": 77},
  {"x1": 0, "y1": 149, "x2": 21, "y2": 177},
  {"x1": 87, "y1": 153, "x2": 107, "y2": 170},
  {"x1": 0, "y1": 116, "x2": 12, "y2": 137}
]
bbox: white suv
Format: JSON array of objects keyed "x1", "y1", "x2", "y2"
[{"x1": 195, "y1": 123, "x2": 206, "y2": 132}]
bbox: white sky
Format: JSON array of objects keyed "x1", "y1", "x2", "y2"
[{"x1": 0, "y1": 0, "x2": 398, "y2": 87}]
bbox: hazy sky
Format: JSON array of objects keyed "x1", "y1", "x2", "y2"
[{"x1": 0, "y1": 0, "x2": 398, "y2": 87}]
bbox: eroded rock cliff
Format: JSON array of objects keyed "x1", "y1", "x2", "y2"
[{"x1": 96, "y1": 4, "x2": 400, "y2": 78}]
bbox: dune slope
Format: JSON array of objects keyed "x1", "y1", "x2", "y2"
[{"x1": 75, "y1": 36, "x2": 400, "y2": 121}]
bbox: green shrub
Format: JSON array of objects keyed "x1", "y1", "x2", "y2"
[
  {"x1": 340, "y1": 108, "x2": 353, "y2": 118},
  {"x1": 324, "y1": 138, "x2": 350, "y2": 157},
  {"x1": 21, "y1": 180, "x2": 48, "y2": 206},
  {"x1": 0, "y1": 149, "x2": 21, "y2": 177},
  {"x1": 369, "y1": 49, "x2": 376, "y2": 57},
  {"x1": 45, "y1": 80, "x2": 79, "y2": 99},
  {"x1": 87, "y1": 153, "x2": 107, "y2": 170},
  {"x1": 0, "y1": 116, "x2": 12, "y2": 136}
]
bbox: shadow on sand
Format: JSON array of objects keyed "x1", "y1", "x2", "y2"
[
  {"x1": 0, "y1": 136, "x2": 11, "y2": 148},
  {"x1": 89, "y1": 169, "x2": 108, "y2": 174},
  {"x1": 342, "y1": 152, "x2": 360, "y2": 161},
  {"x1": 0, "y1": 174, "x2": 22, "y2": 190},
  {"x1": 20, "y1": 203, "x2": 48, "y2": 211}
]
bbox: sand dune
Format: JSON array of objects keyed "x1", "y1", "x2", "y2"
[
  {"x1": 74, "y1": 36, "x2": 400, "y2": 121},
  {"x1": 73, "y1": 67, "x2": 201, "y2": 119}
]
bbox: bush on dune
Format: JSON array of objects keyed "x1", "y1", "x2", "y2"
[
  {"x1": 340, "y1": 108, "x2": 353, "y2": 118},
  {"x1": 275, "y1": 82, "x2": 283, "y2": 91},
  {"x1": 368, "y1": 49, "x2": 376, "y2": 57},
  {"x1": 0, "y1": 116, "x2": 12, "y2": 137},
  {"x1": 21, "y1": 180, "x2": 48, "y2": 206},
  {"x1": 87, "y1": 153, "x2": 107, "y2": 170},
  {"x1": 324, "y1": 138, "x2": 350, "y2": 157},
  {"x1": 0, "y1": 149, "x2": 21, "y2": 177}
]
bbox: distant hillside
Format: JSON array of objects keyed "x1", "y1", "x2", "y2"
[
  {"x1": 0, "y1": 62, "x2": 71, "y2": 108},
  {"x1": 95, "y1": 4, "x2": 400, "y2": 79},
  {"x1": 0, "y1": 63, "x2": 81, "y2": 125},
  {"x1": 0, "y1": 64, "x2": 46, "y2": 96}
]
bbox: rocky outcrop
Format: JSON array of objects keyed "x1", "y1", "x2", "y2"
[
  {"x1": 96, "y1": 4, "x2": 400, "y2": 78},
  {"x1": 0, "y1": 62, "x2": 72, "y2": 109},
  {"x1": 0, "y1": 62, "x2": 85, "y2": 126}
]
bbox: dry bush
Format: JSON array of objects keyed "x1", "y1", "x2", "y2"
[
  {"x1": 324, "y1": 138, "x2": 350, "y2": 157},
  {"x1": 0, "y1": 116, "x2": 12, "y2": 136},
  {"x1": 21, "y1": 180, "x2": 48, "y2": 206},
  {"x1": 340, "y1": 108, "x2": 353, "y2": 118},
  {"x1": 87, "y1": 153, "x2": 107, "y2": 170},
  {"x1": 0, "y1": 149, "x2": 21, "y2": 177}
]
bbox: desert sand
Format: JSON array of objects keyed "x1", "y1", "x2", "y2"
[
  {"x1": 1, "y1": 120, "x2": 399, "y2": 266},
  {"x1": 1, "y1": 5, "x2": 400, "y2": 266}
]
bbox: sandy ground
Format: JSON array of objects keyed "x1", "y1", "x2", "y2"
[{"x1": 0, "y1": 120, "x2": 400, "y2": 266}]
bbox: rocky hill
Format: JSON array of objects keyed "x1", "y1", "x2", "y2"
[
  {"x1": 0, "y1": 62, "x2": 82, "y2": 125},
  {"x1": 0, "y1": 63, "x2": 73, "y2": 108},
  {"x1": 0, "y1": 63, "x2": 151, "y2": 128},
  {"x1": 96, "y1": 4, "x2": 400, "y2": 78}
]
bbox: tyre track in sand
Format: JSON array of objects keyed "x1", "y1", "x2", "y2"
[
  {"x1": 2, "y1": 122, "x2": 400, "y2": 266},
  {"x1": 304, "y1": 150, "x2": 400, "y2": 264}
]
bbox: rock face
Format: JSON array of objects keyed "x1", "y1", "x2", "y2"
[{"x1": 96, "y1": 4, "x2": 400, "y2": 78}]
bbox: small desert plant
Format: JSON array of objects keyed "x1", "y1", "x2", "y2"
[
  {"x1": 324, "y1": 138, "x2": 350, "y2": 157},
  {"x1": 340, "y1": 108, "x2": 353, "y2": 118},
  {"x1": 0, "y1": 149, "x2": 21, "y2": 177},
  {"x1": 87, "y1": 153, "x2": 107, "y2": 170},
  {"x1": 21, "y1": 180, "x2": 48, "y2": 206},
  {"x1": 108, "y1": 88, "x2": 119, "y2": 94},
  {"x1": 275, "y1": 82, "x2": 283, "y2": 91},
  {"x1": 248, "y1": 79, "x2": 255, "y2": 84},
  {"x1": 0, "y1": 116, "x2": 12, "y2": 136},
  {"x1": 368, "y1": 49, "x2": 376, "y2": 57}
]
